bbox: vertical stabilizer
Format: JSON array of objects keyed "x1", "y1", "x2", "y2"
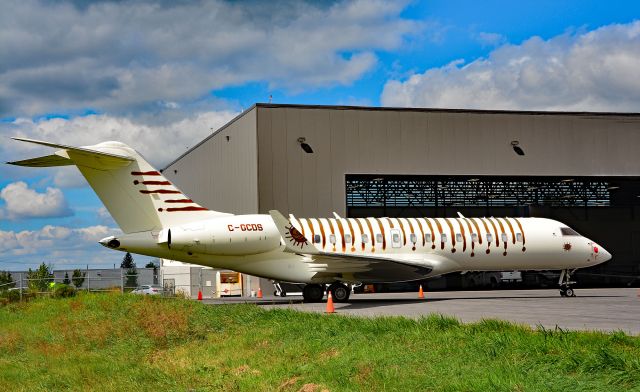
[{"x1": 8, "y1": 138, "x2": 231, "y2": 233}]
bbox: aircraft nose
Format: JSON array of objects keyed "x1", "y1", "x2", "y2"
[
  {"x1": 599, "y1": 246, "x2": 612, "y2": 262},
  {"x1": 592, "y1": 243, "x2": 611, "y2": 262}
]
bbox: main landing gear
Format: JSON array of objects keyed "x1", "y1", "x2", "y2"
[
  {"x1": 302, "y1": 284, "x2": 325, "y2": 302},
  {"x1": 328, "y1": 282, "x2": 351, "y2": 303},
  {"x1": 302, "y1": 283, "x2": 351, "y2": 303},
  {"x1": 558, "y1": 269, "x2": 577, "y2": 297}
]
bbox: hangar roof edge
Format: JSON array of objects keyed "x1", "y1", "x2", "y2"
[{"x1": 254, "y1": 102, "x2": 640, "y2": 117}]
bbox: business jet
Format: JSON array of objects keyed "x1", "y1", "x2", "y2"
[{"x1": 8, "y1": 138, "x2": 611, "y2": 302}]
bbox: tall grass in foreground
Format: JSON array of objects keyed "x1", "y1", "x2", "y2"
[{"x1": 0, "y1": 293, "x2": 639, "y2": 391}]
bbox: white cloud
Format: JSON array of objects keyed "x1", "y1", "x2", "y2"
[
  {"x1": 381, "y1": 21, "x2": 640, "y2": 112},
  {"x1": 1, "y1": 110, "x2": 237, "y2": 167},
  {"x1": 475, "y1": 32, "x2": 506, "y2": 47},
  {"x1": 53, "y1": 169, "x2": 86, "y2": 188},
  {"x1": 0, "y1": 224, "x2": 122, "y2": 267},
  {"x1": 0, "y1": 181, "x2": 72, "y2": 219},
  {"x1": 1, "y1": 0, "x2": 420, "y2": 116}
]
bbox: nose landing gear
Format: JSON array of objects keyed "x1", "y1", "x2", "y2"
[{"x1": 559, "y1": 269, "x2": 577, "y2": 297}]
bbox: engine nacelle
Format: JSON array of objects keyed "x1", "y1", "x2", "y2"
[{"x1": 158, "y1": 216, "x2": 280, "y2": 256}]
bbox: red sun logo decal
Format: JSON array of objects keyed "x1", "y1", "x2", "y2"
[
  {"x1": 563, "y1": 243, "x2": 572, "y2": 251},
  {"x1": 285, "y1": 224, "x2": 308, "y2": 248}
]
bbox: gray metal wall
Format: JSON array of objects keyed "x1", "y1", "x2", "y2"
[
  {"x1": 256, "y1": 106, "x2": 640, "y2": 217},
  {"x1": 164, "y1": 108, "x2": 259, "y2": 215}
]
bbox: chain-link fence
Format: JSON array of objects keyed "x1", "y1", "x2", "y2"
[{"x1": 1, "y1": 268, "x2": 159, "y2": 300}]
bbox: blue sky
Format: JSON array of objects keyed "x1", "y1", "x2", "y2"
[{"x1": 1, "y1": 0, "x2": 640, "y2": 270}]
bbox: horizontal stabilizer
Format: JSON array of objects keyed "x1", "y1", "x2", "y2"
[
  {"x1": 10, "y1": 137, "x2": 134, "y2": 168},
  {"x1": 7, "y1": 154, "x2": 73, "y2": 167}
]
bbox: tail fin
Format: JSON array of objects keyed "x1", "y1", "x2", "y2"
[{"x1": 9, "y1": 138, "x2": 231, "y2": 233}]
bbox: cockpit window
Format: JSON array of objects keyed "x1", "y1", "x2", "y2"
[{"x1": 560, "y1": 227, "x2": 580, "y2": 236}]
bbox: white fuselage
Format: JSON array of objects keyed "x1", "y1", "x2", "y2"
[{"x1": 103, "y1": 214, "x2": 610, "y2": 284}]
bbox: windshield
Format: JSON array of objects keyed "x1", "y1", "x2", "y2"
[{"x1": 560, "y1": 227, "x2": 580, "y2": 236}]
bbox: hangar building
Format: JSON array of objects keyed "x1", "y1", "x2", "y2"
[{"x1": 162, "y1": 103, "x2": 640, "y2": 288}]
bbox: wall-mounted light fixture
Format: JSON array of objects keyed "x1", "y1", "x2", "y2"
[
  {"x1": 297, "y1": 137, "x2": 314, "y2": 153},
  {"x1": 511, "y1": 140, "x2": 525, "y2": 156}
]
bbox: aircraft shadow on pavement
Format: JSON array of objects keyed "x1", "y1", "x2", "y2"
[{"x1": 204, "y1": 293, "x2": 625, "y2": 309}]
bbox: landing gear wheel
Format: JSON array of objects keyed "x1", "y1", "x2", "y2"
[
  {"x1": 302, "y1": 284, "x2": 325, "y2": 303},
  {"x1": 328, "y1": 283, "x2": 351, "y2": 303},
  {"x1": 558, "y1": 269, "x2": 578, "y2": 298},
  {"x1": 280, "y1": 291, "x2": 287, "y2": 297}
]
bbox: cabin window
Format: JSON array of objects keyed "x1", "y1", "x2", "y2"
[
  {"x1": 362, "y1": 234, "x2": 369, "y2": 244},
  {"x1": 486, "y1": 233, "x2": 493, "y2": 243},
  {"x1": 516, "y1": 233, "x2": 523, "y2": 242},
  {"x1": 376, "y1": 233, "x2": 383, "y2": 243},
  {"x1": 329, "y1": 234, "x2": 336, "y2": 244},
  {"x1": 560, "y1": 227, "x2": 580, "y2": 236},
  {"x1": 441, "y1": 233, "x2": 447, "y2": 243},
  {"x1": 456, "y1": 233, "x2": 462, "y2": 242},
  {"x1": 344, "y1": 234, "x2": 352, "y2": 243},
  {"x1": 410, "y1": 233, "x2": 417, "y2": 243},
  {"x1": 314, "y1": 234, "x2": 321, "y2": 244},
  {"x1": 425, "y1": 233, "x2": 432, "y2": 243},
  {"x1": 471, "y1": 233, "x2": 478, "y2": 242},
  {"x1": 501, "y1": 233, "x2": 508, "y2": 242},
  {"x1": 392, "y1": 233, "x2": 400, "y2": 243}
]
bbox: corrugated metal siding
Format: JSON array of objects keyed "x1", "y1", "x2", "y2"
[
  {"x1": 164, "y1": 108, "x2": 258, "y2": 215},
  {"x1": 256, "y1": 106, "x2": 640, "y2": 217}
]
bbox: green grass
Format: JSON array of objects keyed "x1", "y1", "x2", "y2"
[{"x1": 1, "y1": 294, "x2": 639, "y2": 391}]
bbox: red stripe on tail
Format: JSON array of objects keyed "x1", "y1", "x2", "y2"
[
  {"x1": 166, "y1": 206, "x2": 208, "y2": 212},
  {"x1": 140, "y1": 189, "x2": 181, "y2": 194}
]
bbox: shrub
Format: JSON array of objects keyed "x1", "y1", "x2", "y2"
[
  {"x1": 54, "y1": 284, "x2": 76, "y2": 298},
  {"x1": 0, "y1": 289, "x2": 21, "y2": 305}
]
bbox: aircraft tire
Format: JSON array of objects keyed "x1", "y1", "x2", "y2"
[
  {"x1": 565, "y1": 287, "x2": 575, "y2": 297},
  {"x1": 329, "y1": 283, "x2": 350, "y2": 303},
  {"x1": 302, "y1": 284, "x2": 324, "y2": 303}
]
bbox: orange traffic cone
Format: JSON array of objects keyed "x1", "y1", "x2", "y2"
[
  {"x1": 257, "y1": 287, "x2": 263, "y2": 298},
  {"x1": 197, "y1": 290, "x2": 203, "y2": 301},
  {"x1": 326, "y1": 291, "x2": 335, "y2": 313},
  {"x1": 418, "y1": 285, "x2": 425, "y2": 299}
]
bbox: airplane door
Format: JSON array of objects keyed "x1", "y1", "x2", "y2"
[{"x1": 390, "y1": 229, "x2": 402, "y2": 248}]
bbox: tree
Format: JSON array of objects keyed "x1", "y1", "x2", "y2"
[
  {"x1": 27, "y1": 263, "x2": 53, "y2": 292},
  {"x1": 145, "y1": 260, "x2": 159, "y2": 284},
  {"x1": 0, "y1": 271, "x2": 14, "y2": 291},
  {"x1": 121, "y1": 252, "x2": 135, "y2": 269},
  {"x1": 63, "y1": 272, "x2": 71, "y2": 285},
  {"x1": 121, "y1": 252, "x2": 138, "y2": 288},
  {"x1": 72, "y1": 269, "x2": 86, "y2": 289}
]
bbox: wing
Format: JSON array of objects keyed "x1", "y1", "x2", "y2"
[{"x1": 269, "y1": 210, "x2": 436, "y2": 282}]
